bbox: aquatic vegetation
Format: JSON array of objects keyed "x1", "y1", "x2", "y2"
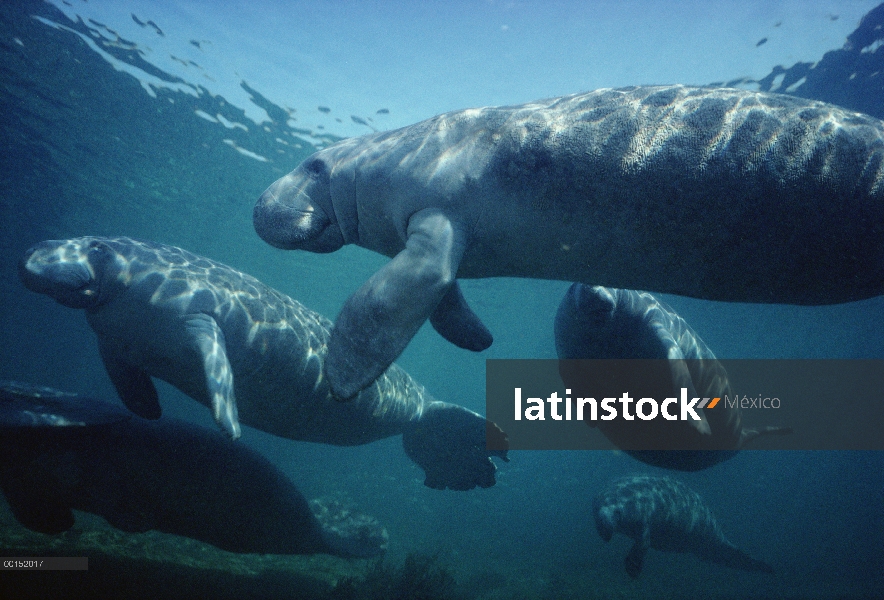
[
  {"x1": 0, "y1": 516, "x2": 369, "y2": 599},
  {"x1": 326, "y1": 552, "x2": 459, "y2": 600}
]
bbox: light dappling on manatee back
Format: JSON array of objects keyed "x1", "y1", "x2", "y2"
[{"x1": 254, "y1": 84, "x2": 884, "y2": 399}]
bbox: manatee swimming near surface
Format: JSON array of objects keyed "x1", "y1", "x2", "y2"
[
  {"x1": 0, "y1": 380, "x2": 387, "y2": 557},
  {"x1": 594, "y1": 475, "x2": 774, "y2": 577},
  {"x1": 555, "y1": 284, "x2": 791, "y2": 471},
  {"x1": 18, "y1": 237, "x2": 508, "y2": 491},
  {"x1": 253, "y1": 84, "x2": 884, "y2": 399}
]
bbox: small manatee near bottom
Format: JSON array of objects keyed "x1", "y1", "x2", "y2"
[{"x1": 594, "y1": 475, "x2": 775, "y2": 577}]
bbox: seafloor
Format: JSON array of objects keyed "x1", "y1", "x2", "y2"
[
  {"x1": 0, "y1": 501, "x2": 369, "y2": 599},
  {"x1": 1, "y1": 500, "x2": 849, "y2": 600}
]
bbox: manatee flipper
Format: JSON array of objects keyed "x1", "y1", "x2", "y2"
[
  {"x1": 402, "y1": 403, "x2": 509, "y2": 491},
  {"x1": 653, "y1": 327, "x2": 712, "y2": 437},
  {"x1": 328, "y1": 209, "x2": 467, "y2": 399},
  {"x1": 429, "y1": 281, "x2": 493, "y2": 351},
  {"x1": 625, "y1": 542, "x2": 647, "y2": 578},
  {"x1": 98, "y1": 343, "x2": 161, "y2": 419},
  {"x1": 0, "y1": 469, "x2": 75, "y2": 534},
  {"x1": 666, "y1": 355, "x2": 712, "y2": 437},
  {"x1": 184, "y1": 313, "x2": 241, "y2": 439},
  {"x1": 625, "y1": 528, "x2": 650, "y2": 578}
]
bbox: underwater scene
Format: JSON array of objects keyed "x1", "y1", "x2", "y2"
[{"x1": 2, "y1": 1, "x2": 884, "y2": 598}]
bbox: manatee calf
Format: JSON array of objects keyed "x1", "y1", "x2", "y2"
[
  {"x1": 555, "y1": 284, "x2": 791, "y2": 470},
  {"x1": 594, "y1": 475, "x2": 774, "y2": 577},
  {"x1": 0, "y1": 381, "x2": 387, "y2": 557},
  {"x1": 18, "y1": 237, "x2": 508, "y2": 491},
  {"x1": 253, "y1": 84, "x2": 884, "y2": 399}
]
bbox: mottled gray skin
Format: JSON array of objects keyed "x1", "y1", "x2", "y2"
[
  {"x1": 18, "y1": 237, "x2": 507, "y2": 491},
  {"x1": 555, "y1": 284, "x2": 791, "y2": 471},
  {"x1": 254, "y1": 84, "x2": 884, "y2": 398},
  {"x1": 594, "y1": 475, "x2": 774, "y2": 577},
  {"x1": 0, "y1": 381, "x2": 387, "y2": 557}
]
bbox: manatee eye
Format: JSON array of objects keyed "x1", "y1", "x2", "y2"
[{"x1": 304, "y1": 157, "x2": 329, "y2": 181}]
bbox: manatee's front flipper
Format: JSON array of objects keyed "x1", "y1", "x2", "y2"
[
  {"x1": 429, "y1": 281, "x2": 493, "y2": 351},
  {"x1": 0, "y1": 469, "x2": 75, "y2": 534},
  {"x1": 739, "y1": 425, "x2": 793, "y2": 448},
  {"x1": 98, "y1": 343, "x2": 161, "y2": 419},
  {"x1": 328, "y1": 209, "x2": 467, "y2": 399},
  {"x1": 625, "y1": 533, "x2": 649, "y2": 578},
  {"x1": 402, "y1": 403, "x2": 509, "y2": 491},
  {"x1": 665, "y1": 354, "x2": 712, "y2": 437},
  {"x1": 184, "y1": 313, "x2": 241, "y2": 439}
]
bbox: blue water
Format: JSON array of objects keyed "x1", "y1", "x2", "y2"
[{"x1": 2, "y1": 1, "x2": 883, "y2": 598}]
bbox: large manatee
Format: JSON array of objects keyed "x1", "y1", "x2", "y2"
[
  {"x1": 18, "y1": 237, "x2": 508, "y2": 491},
  {"x1": 0, "y1": 381, "x2": 387, "y2": 557},
  {"x1": 254, "y1": 84, "x2": 884, "y2": 399}
]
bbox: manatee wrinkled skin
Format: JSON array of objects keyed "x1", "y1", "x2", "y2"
[
  {"x1": 594, "y1": 475, "x2": 774, "y2": 577},
  {"x1": 18, "y1": 237, "x2": 507, "y2": 491},
  {"x1": 254, "y1": 84, "x2": 884, "y2": 398},
  {"x1": 0, "y1": 381, "x2": 387, "y2": 558},
  {"x1": 555, "y1": 284, "x2": 791, "y2": 471}
]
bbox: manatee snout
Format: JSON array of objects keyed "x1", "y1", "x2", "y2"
[
  {"x1": 19, "y1": 241, "x2": 97, "y2": 309},
  {"x1": 595, "y1": 505, "x2": 616, "y2": 542},
  {"x1": 555, "y1": 284, "x2": 617, "y2": 358},
  {"x1": 253, "y1": 169, "x2": 344, "y2": 253},
  {"x1": 565, "y1": 284, "x2": 616, "y2": 323}
]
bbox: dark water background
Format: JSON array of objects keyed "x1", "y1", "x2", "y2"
[{"x1": 2, "y1": 1, "x2": 884, "y2": 598}]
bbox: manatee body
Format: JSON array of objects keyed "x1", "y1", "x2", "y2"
[
  {"x1": 254, "y1": 84, "x2": 884, "y2": 399},
  {"x1": 0, "y1": 381, "x2": 387, "y2": 557},
  {"x1": 555, "y1": 284, "x2": 791, "y2": 471},
  {"x1": 18, "y1": 237, "x2": 507, "y2": 491},
  {"x1": 594, "y1": 475, "x2": 774, "y2": 577}
]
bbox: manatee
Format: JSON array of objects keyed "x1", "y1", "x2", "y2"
[
  {"x1": 594, "y1": 475, "x2": 774, "y2": 577},
  {"x1": 555, "y1": 284, "x2": 791, "y2": 471},
  {"x1": 0, "y1": 380, "x2": 387, "y2": 557},
  {"x1": 18, "y1": 237, "x2": 508, "y2": 491},
  {"x1": 253, "y1": 84, "x2": 884, "y2": 399}
]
